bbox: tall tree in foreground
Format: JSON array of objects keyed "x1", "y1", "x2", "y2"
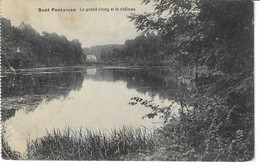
[{"x1": 129, "y1": 0, "x2": 254, "y2": 161}]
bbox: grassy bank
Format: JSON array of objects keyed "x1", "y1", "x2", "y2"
[{"x1": 2, "y1": 127, "x2": 155, "y2": 160}]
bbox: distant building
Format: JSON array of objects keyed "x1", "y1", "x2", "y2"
[
  {"x1": 86, "y1": 55, "x2": 97, "y2": 62},
  {"x1": 17, "y1": 47, "x2": 21, "y2": 53}
]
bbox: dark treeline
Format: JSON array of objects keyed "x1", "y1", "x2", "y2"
[
  {"x1": 1, "y1": 18, "x2": 84, "y2": 70},
  {"x1": 100, "y1": 34, "x2": 166, "y2": 65}
]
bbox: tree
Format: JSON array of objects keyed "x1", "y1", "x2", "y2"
[
  {"x1": 128, "y1": 0, "x2": 254, "y2": 161},
  {"x1": 1, "y1": 18, "x2": 84, "y2": 69}
]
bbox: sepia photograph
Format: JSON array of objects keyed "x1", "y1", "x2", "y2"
[{"x1": 0, "y1": 0, "x2": 254, "y2": 161}]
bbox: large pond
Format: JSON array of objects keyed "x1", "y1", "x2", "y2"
[{"x1": 2, "y1": 67, "x2": 188, "y2": 153}]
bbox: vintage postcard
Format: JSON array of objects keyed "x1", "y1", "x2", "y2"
[{"x1": 0, "y1": 0, "x2": 254, "y2": 161}]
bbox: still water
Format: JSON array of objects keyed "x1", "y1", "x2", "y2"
[{"x1": 2, "y1": 67, "x2": 186, "y2": 153}]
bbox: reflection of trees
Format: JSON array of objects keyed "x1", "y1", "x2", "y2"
[
  {"x1": 113, "y1": 68, "x2": 192, "y2": 102},
  {"x1": 2, "y1": 72, "x2": 84, "y2": 97},
  {"x1": 85, "y1": 68, "x2": 193, "y2": 102}
]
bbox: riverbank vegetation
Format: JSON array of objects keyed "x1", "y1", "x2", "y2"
[
  {"x1": 2, "y1": 127, "x2": 154, "y2": 160},
  {"x1": 126, "y1": 0, "x2": 254, "y2": 161}
]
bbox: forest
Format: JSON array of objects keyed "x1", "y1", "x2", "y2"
[{"x1": 1, "y1": 18, "x2": 84, "y2": 70}]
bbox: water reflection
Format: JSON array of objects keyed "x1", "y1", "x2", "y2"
[
  {"x1": 84, "y1": 67, "x2": 191, "y2": 101},
  {"x1": 4, "y1": 80, "x2": 169, "y2": 153},
  {"x1": 3, "y1": 67, "x2": 188, "y2": 153},
  {"x1": 86, "y1": 68, "x2": 97, "y2": 75},
  {"x1": 2, "y1": 67, "x2": 191, "y2": 101},
  {"x1": 1, "y1": 71, "x2": 85, "y2": 121},
  {"x1": 2, "y1": 71, "x2": 84, "y2": 97}
]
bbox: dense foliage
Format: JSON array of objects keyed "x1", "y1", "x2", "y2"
[
  {"x1": 128, "y1": 0, "x2": 254, "y2": 161},
  {"x1": 99, "y1": 34, "x2": 167, "y2": 65},
  {"x1": 1, "y1": 18, "x2": 84, "y2": 70}
]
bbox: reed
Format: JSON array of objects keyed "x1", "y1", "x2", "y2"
[{"x1": 23, "y1": 126, "x2": 154, "y2": 160}]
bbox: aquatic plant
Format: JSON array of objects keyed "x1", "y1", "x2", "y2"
[{"x1": 23, "y1": 127, "x2": 154, "y2": 160}]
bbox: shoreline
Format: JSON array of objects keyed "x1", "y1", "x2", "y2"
[{"x1": 1, "y1": 65, "x2": 176, "y2": 75}]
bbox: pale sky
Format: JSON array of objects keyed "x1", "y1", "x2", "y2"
[{"x1": 1, "y1": 0, "x2": 155, "y2": 47}]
